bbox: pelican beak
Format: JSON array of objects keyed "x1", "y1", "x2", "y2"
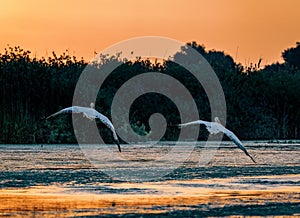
[{"x1": 116, "y1": 140, "x2": 121, "y2": 152}]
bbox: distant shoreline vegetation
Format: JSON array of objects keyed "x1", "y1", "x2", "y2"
[{"x1": 1, "y1": 42, "x2": 300, "y2": 144}]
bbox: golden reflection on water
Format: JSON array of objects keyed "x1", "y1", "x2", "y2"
[
  {"x1": 1, "y1": 176, "x2": 300, "y2": 217},
  {"x1": 1, "y1": 143, "x2": 300, "y2": 216}
]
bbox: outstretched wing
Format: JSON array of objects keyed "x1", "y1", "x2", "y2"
[
  {"x1": 222, "y1": 128, "x2": 256, "y2": 163},
  {"x1": 177, "y1": 120, "x2": 221, "y2": 135},
  {"x1": 176, "y1": 120, "x2": 211, "y2": 128},
  {"x1": 46, "y1": 106, "x2": 83, "y2": 119},
  {"x1": 93, "y1": 111, "x2": 121, "y2": 152}
]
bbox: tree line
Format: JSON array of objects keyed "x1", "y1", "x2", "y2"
[{"x1": 0, "y1": 42, "x2": 299, "y2": 144}]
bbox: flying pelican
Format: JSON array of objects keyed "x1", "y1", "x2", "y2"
[
  {"x1": 47, "y1": 103, "x2": 121, "y2": 152},
  {"x1": 177, "y1": 117, "x2": 256, "y2": 163}
]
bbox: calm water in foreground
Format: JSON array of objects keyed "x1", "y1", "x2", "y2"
[{"x1": 0, "y1": 142, "x2": 300, "y2": 217}]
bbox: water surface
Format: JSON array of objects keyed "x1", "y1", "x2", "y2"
[{"x1": 0, "y1": 142, "x2": 299, "y2": 217}]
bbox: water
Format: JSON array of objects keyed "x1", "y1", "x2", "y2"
[{"x1": 0, "y1": 142, "x2": 300, "y2": 217}]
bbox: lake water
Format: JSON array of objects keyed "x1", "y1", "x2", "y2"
[{"x1": 0, "y1": 142, "x2": 300, "y2": 217}]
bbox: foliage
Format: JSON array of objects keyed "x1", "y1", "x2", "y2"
[
  {"x1": 282, "y1": 42, "x2": 300, "y2": 69},
  {"x1": 0, "y1": 42, "x2": 300, "y2": 144}
]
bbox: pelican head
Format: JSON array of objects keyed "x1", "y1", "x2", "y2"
[
  {"x1": 90, "y1": 102, "x2": 95, "y2": 109},
  {"x1": 214, "y1": 117, "x2": 221, "y2": 124}
]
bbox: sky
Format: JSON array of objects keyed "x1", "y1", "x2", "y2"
[{"x1": 0, "y1": 0, "x2": 299, "y2": 65}]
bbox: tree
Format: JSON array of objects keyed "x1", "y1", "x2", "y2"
[{"x1": 282, "y1": 42, "x2": 300, "y2": 69}]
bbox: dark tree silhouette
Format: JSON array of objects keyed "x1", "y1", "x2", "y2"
[
  {"x1": 1, "y1": 42, "x2": 300, "y2": 143},
  {"x1": 282, "y1": 42, "x2": 300, "y2": 69}
]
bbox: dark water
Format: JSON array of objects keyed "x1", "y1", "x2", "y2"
[{"x1": 0, "y1": 142, "x2": 300, "y2": 217}]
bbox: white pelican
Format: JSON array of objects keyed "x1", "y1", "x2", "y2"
[
  {"x1": 47, "y1": 103, "x2": 121, "y2": 152},
  {"x1": 177, "y1": 117, "x2": 256, "y2": 163}
]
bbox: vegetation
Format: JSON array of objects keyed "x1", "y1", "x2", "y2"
[{"x1": 1, "y1": 42, "x2": 300, "y2": 144}]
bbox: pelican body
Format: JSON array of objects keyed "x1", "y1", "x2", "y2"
[
  {"x1": 177, "y1": 117, "x2": 256, "y2": 163},
  {"x1": 47, "y1": 103, "x2": 121, "y2": 152}
]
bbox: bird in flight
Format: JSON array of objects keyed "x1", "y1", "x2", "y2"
[
  {"x1": 47, "y1": 103, "x2": 121, "y2": 152},
  {"x1": 176, "y1": 117, "x2": 256, "y2": 163}
]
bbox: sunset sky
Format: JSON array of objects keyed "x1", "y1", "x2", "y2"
[{"x1": 0, "y1": 0, "x2": 299, "y2": 65}]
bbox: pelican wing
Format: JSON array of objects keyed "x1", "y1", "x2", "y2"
[
  {"x1": 177, "y1": 120, "x2": 222, "y2": 135},
  {"x1": 93, "y1": 111, "x2": 121, "y2": 152},
  {"x1": 177, "y1": 120, "x2": 211, "y2": 128},
  {"x1": 46, "y1": 106, "x2": 83, "y2": 119},
  {"x1": 222, "y1": 128, "x2": 256, "y2": 163},
  {"x1": 222, "y1": 128, "x2": 244, "y2": 150}
]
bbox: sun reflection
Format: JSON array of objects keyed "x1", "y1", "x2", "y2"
[{"x1": 1, "y1": 176, "x2": 300, "y2": 217}]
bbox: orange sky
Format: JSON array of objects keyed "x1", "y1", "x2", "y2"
[{"x1": 0, "y1": 0, "x2": 299, "y2": 65}]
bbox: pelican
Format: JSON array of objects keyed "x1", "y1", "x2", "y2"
[
  {"x1": 177, "y1": 117, "x2": 256, "y2": 163},
  {"x1": 47, "y1": 103, "x2": 121, "y2": 152}
]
